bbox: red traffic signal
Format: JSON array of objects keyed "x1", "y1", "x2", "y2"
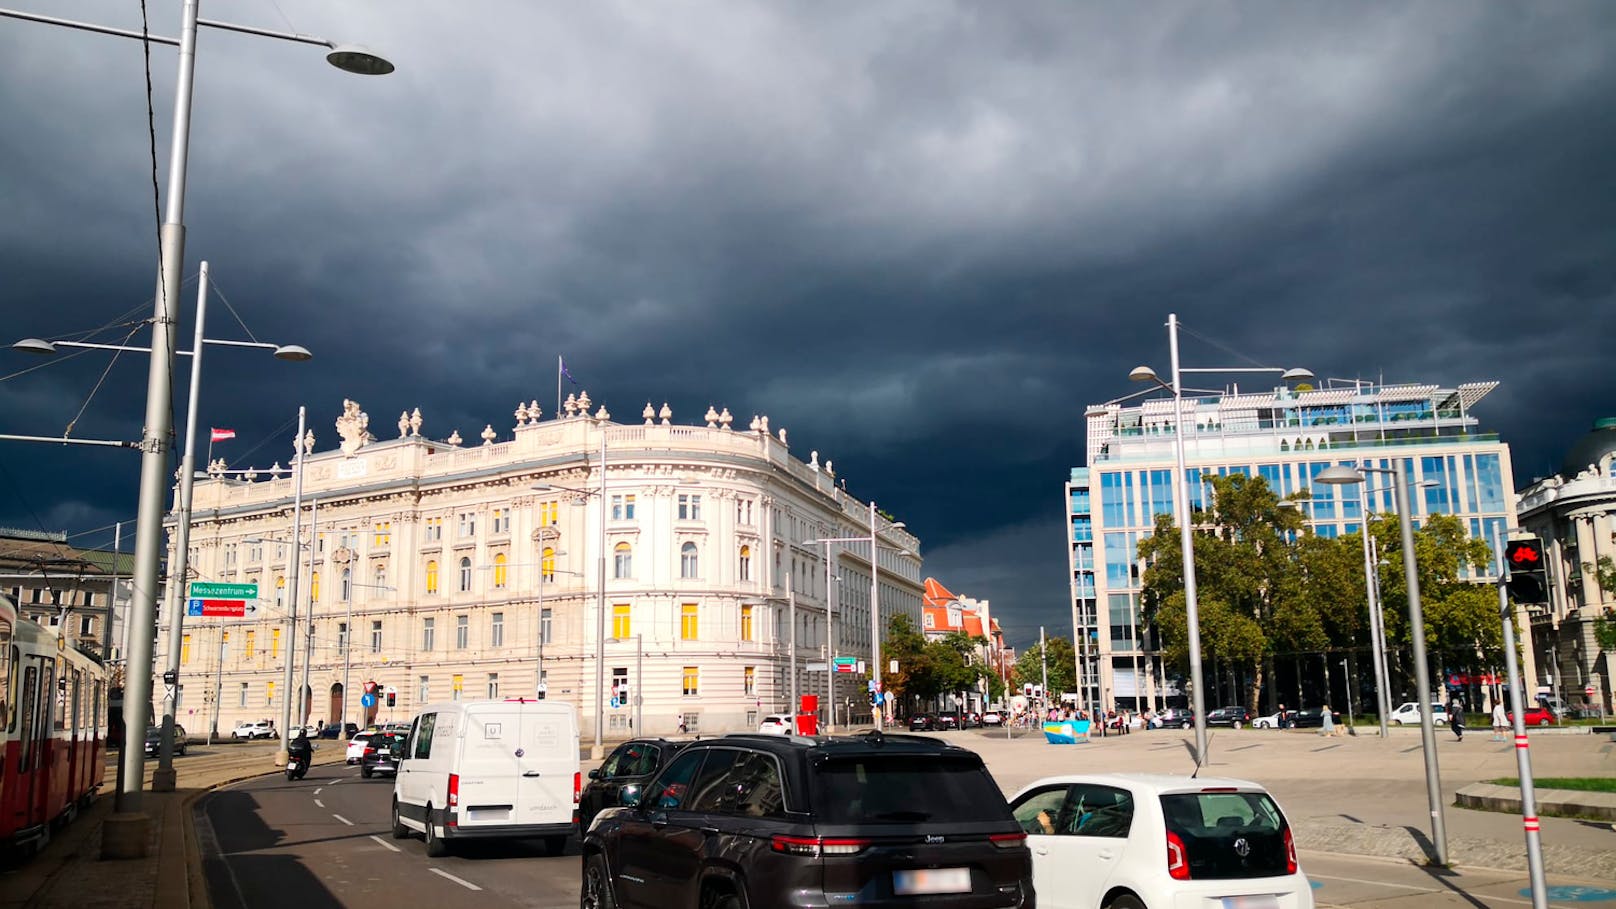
[
  {"x1": 1505, "y1": 538, "x2": 1549, "y2": 604},
  {"x1": 1506, "y1": 539, "x2": 1544, "y2": 567}
]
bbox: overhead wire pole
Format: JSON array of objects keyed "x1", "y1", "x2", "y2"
[
  {"x1": 277, "y1": 408, "x2": 307, "y2": 766},
  {"x1": 1356, "y1": 469, "x2": 1391, "y2": 737},
  {"x1": 869, "y1": 501, "x2": 882, "y2": 728},
  {"x1": 299, "y1": 499, "x2": 319, "y2": 730}
]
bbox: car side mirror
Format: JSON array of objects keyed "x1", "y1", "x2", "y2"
[
  {"x1": 620, "y1": 785, "x2": 641, "y2": 807},
  {"x1": 588, "y1": 768, "x2": 602, "y2": 780}
]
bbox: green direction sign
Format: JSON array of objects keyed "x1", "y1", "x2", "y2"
[
  {"x1": 188, "y1": 581, "x2": 258, "y2": 599},
  {"x1": 833, "y1": 657, "x2": 858, "y2": 667}
]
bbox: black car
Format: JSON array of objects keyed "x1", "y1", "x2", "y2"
[
  {"x1": 934, "y1": 713, "x2": 959, "y2": 731},
  {"x1": 318, "y1": 722, "x2": 360, "y2": 740},
  {"x1": 1205, "y1": 706, "x2": 1253, "y2": 728},
  {"x1": 579, "y1": 738, "x2": 688, "y2": 832},
  {"x1": 1289, "y1": 708, "x2": 1342, "y2": 728},
  {"x1": 360, "y1": 731, "x2": 406, "y2": 778},
  {"x1": 142, "y1": 725, "x2": 187, "y2": 757},
  {"x1": 581, "y1": 730, "x2": 1034, "y2": 909},
  {"x1": 906, "y1": 714, "x2": 935, "y2": 732}
]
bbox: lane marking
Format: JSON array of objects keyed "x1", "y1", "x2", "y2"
[
  {"x1": 430, "y1": 867, "x2": 483, "y2": 891},
  {"x1": 1308, "y1": 873, "x2": 1436, "y2": 893},
  {"x1": 314, "y1": 788, "x2": 323, "y2": 796},
  {"x1": 368, "y1": 835, "x2": 402, "y2": 853},
  {"x1": 314, "y1": 799, "x2": 325, "y2": 808},
  {"x1": 331, "y1": 813, "x2": 355, "y2": 826}
]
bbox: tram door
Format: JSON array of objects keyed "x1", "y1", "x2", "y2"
[{"x1": 17, "y1": 663, "x2": 40, "y2": 831}]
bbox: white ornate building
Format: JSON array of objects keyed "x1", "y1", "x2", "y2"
[
  {"x1": 161, "y1": 395, "x2": 924, "y2": 741},
  {"x1": 1516, "y1": 418, "x2": 1616, "y2": 715}
]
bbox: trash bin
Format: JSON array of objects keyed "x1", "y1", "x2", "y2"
[{"x1": 796, "y1": 695, "x2": 819, "y2": 735}]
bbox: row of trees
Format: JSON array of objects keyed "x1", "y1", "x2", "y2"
[
  {"x1": 1136, "y1": 473, "x2": 1504, "y2": 714},
  {"x1": 877, "y1": 614, "x2": 1005, "y2": 713}
]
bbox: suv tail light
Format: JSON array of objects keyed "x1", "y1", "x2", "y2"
[
  {"x1": 1166, "y1": 830, "x2": 1190, "y2": 880},
  {"x1": 989, "y1": 832, "x2": 1027, "y2": 849},
  {"x1": 1284, "y1": 826, "x2": 1297, "y2": 874},
  {"x1": 574, "y1": 771, "x2": 582, "y2": 804},
  {"x1": 770, "y1": 835, "x2": 871, "y2": 856},
  {"x1": 363, "y1": 747, "x2": 376, "y2": 756}
]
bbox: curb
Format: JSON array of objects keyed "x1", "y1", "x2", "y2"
[
  {"x1": 1296, "y1": 818, "x2": 1616, "y2": 879},
  {"x1": 1455, "y1": 782, "x2": 1616, "y2": 822}
]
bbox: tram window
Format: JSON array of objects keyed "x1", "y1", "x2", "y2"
[
  {"x1": 0, "y1": 620, "x2": 10, "y2": 732},
  {"x1": 72, "y1": 671, "x2": 82, "y2": 736},
  {"x1": 53, "y1": 664, "x2": 66, "y2": 731},
  {"x1": 19, "y1": 665, "x2": 37, "y2": 771}
]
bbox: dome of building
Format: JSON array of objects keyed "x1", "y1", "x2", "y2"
[{"x1": 1560, "y1": 418, "x2": 1616, "y2": 478}]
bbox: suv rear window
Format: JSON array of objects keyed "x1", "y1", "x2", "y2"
[
  {"x1": 1160, "y1": 791, "x2": 1290, "y2": 879},
  {"x1": 812, "y1": 754, "x2": 1010, "y2": 825}
]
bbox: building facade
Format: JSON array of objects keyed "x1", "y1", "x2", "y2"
[
  {"x1": 1067, "y1": 379, "x2": 1522, "y2": 713},
  {"x1": 919, "y1": 577, "x2": 1005, "y2": 713},
  {"x1": 1, "y1": 528, "x2": 132, "y2": 668},
  {"x1": 163, "y1": 396, "x2": 923, "y2": 741},
  {"x1": 1515, "y1": 418, "x2": 1616, "y2": 715}
]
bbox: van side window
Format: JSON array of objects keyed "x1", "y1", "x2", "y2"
[{"x1": 413, "y1": 713, "x2": 437, "y2": 759}]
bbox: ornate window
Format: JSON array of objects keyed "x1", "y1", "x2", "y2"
[
  {"x1": 740, "y1": 604, "x2": 754, "y2": 641},
  {"x1": 491, "y1": 612, "x2": 504, "y2": 647},
  {"x1": 493, "y1": 553, "x2": 508, "y2": 589},
  {"x1": 341, "y1": 567, "x2": 352, "y2": 601},
  {"x1": 542, "y1": 547, "x2": 556, "y2": 583},
  {"x1": 422, "y1": 618, "x2": 435, "y2": 651},
  {"x1": 614, "y1": 542, "x2": 633, "y2": 579},
  {"x1": 459, "y1": 557, "x2": 473, "y2": 592},
  {"x1": 739, "y1": 545, "x2": 751, "y2": 582},
  {"x1": 680, "y1": 602, "x2": 699, "y2": 640},
  {"x1": 311, "y1": 571, "x2": 320, "y2": 602},
  {"x1": 682, "y1": 666, "x2": 699, "y2": 696},
  {"x1": 426, "y1": 560, "x2": 439, "y2": 595},
  {"x1": 680, "y1": 542, "x2": 699, "y2": 579},
  {"x1": 612, "y1": 603, "x2": 632, "y2": 639}
]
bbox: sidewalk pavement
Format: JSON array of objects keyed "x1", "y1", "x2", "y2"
[{"x1": 3, "y1": 740, "x2": 346, "y2": 909}]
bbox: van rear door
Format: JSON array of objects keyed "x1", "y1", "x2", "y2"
[{"x1": 456, "y1": 706, "x2": 576, "y2": 830}]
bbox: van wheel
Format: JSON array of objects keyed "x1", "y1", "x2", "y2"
[
  {"x1": 544, "y1": 835, "x2": 568, "y2": 856},
  {"x1": 424, "y1": 807, "x2": 449, "y2": 857},
  {"x1": 582, "y1": 854, "x2": 616, "y2": 909},
  {"x1": 1104, "y1": 894, "x2": 1145, "y2": 909},
  {"x1": 391, "y1": 800, "x2": 410, "y2": 840}
]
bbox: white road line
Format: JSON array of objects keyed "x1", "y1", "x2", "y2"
[
  {"x1": 367, "y1": 835, "x2": 402, "y2": 853},
  {"x1": 429, "y1": 867, "x2": 483, "y2": 891},
  {"x1": 314, "y1": 788, "x2": 323, "y2": 796},
  {"x1": 331, "y1": 813, "x2": 355, "y2": 826},
  {"x1": 1308, "y1": 873, "x2": 1437, "y2": 893},
  {"x1": 314, "y1": 799, "x2": 325, "y2": 808}
]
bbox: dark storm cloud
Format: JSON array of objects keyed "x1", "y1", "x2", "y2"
[{"x1": 2, "y1": 1, "x2": 1614, "y2": 647}]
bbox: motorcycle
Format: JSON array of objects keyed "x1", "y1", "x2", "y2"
[{"x1": 286, "y1": 754, "x2": 309, "y2": 781}]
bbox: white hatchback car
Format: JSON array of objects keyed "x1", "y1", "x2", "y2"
[
  {"x1": 1008, "y1": 772, "x2": 1313, "y2": 909},
  {"x1": 757, "y1": 714, "x2": 793, "y2": 735},
  {"x1": 1390, "y1": 702, "x2": 1448, "y2": 726},
  {"x1": 345, "y1": 732, "x2": 374, "y2": 764}
]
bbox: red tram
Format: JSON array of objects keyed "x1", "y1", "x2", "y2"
[{"x1": 0, "y1": 593, "x2": 108, "y2": 856}]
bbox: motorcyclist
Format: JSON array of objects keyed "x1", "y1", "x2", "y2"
[{"x1": 289, "y1": 728, "x2": 313, "y2": 763}]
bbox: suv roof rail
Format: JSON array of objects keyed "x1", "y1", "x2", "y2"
[{"x1": 720, "y1": 732, "x2": 821, "y2": 746}]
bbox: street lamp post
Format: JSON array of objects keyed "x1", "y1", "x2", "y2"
[
  {"x1": 278, "y1": 412, "x2": 309, "y2": 766},
  {"x1": 1130, "y1": 313, "x2": 1312, "y2": 766},
  {"x1": 0, "y1": 1, "x2": 389, "y2": 849},
  {"x1": 1316, "y1": 462, "x2": 1448, "y2": 866},
  {"x1": 810, "y1": 509, "x2": 906, "y2": 729},
  {"x1": 1355, "y1": 474, "x2": 1393, "y2": 737}
]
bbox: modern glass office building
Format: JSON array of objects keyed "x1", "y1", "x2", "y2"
[{"x1": 1065, "y1": 380, "x2": 1523, "y2": 712}]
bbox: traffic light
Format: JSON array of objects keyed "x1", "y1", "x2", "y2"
[
  {"x1": 1505, "y1": 538, "x2": 1549, "y2": 603},
  {"x1": 386, "y1": 690, "x2": 396, "y2": 707}
]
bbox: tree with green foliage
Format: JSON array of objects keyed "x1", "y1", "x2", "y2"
[
  {"x1": 880, "y1": 613, "x2": 931, "y2": 714},
  {"x1": 1368, "y1": 512, "x2": 1500, "y2": 685},
  {"x1": 1583, "y1": 556, "x2": 1616, "y2": 652},
  {"x1": 1009, "y1": 636, "x2": 1076, "y2": 699}
]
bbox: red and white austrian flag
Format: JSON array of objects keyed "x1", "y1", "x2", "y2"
[{"x1": 210, "y1": 428, "x2": 237, "y2": 442}]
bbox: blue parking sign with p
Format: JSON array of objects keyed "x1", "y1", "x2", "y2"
[{"x1": 187, "y1": 599, "x2": 204, "y2": 616}]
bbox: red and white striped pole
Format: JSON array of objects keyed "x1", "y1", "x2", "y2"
[{"x1": 1495, "y1": 526, "x2": 1547, "y2": 909}]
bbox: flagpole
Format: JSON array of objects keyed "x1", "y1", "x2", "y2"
[
  {"x1": 206, "y1": 437, "x2": 213, "y2": 470},
  {"x1": 556, "y1": 355, "x2": 562, "y2": 418}
]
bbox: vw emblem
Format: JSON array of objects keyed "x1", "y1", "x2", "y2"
[
  {"x1": 1233, "y1": 837, "x2": 1250, "y2": 857},
  {"x1": 925, "y1": 835, "x2": 945, "y2": 844},
  {"x1": 515, "y1": 748, "x2": 525, "y2": 758}
]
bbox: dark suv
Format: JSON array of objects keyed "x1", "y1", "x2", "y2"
[
  {"x1": 581, "y1": 730, "x2": 1033, "y2": 909},
  {"x1": 360, "y1": 731, "x2": 406, "y2": 779},
  {"x1": 579, "y1": 738, "x2": 688, "y2": 832},
  {"x1": 1205, "y1": 706, "x2": 1253, "y2": 728}
]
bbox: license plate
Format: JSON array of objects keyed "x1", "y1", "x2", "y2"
[
  {"x1": 1220, "y1": 897, "x2": 1279, "y2": 909},
  {"x1": 893, "y1": 868, "x2": 971, "y2": 895}
]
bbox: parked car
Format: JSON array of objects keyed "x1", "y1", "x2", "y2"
[
  {"x1": 1206, "y1": 706, "x2": 1253, "y2": 729},
  {"x1": 232, "y1": 720, "x2": 275, "y2": 740},
  {"x1": 1389, "y1": 702, "x2": 1448, "y2": 726},
  {"x1": 393, "y1": 699, "x2": 580, "y2": 857},
  {"x1": 1157, "y1": 708, "x2": 1195, "y2": 729},
  {"x1": 1009, "y1": 772, "x2": 1313, "y2": 908},
  {"x1": 1289, "y1": 708, "x2": 1343, "y2": 728},
  {"x1": 143, "y1": 725, "x2": 187, "y2": 757},
  {"x1": 318, "y1": 722, "x2": 359, "y2": 740},
  {"x1": 1508, "y1": 705, "x2": 1559, "y2": 727},
  {"x1": 982, "y1": 710, "x2": 1004, "y2": 727},
  {"x1": 935, "y1": 713, "x2": 959, "y2": 731},
  {"x1": 359, "y1": 731, "x2": 406, "y2": 779},
  {"x1": 581, "y1": 730, "x2": 1034, "y2": 909},
  {"x1": 906, "y1": 714, "x2": 935, "y2": 731},
  {"x1": 758, "y1": 714, "x2": 794, "y2": 735},
  {"x1": 960, "y1": 712, "x2": 983, "y2": 729},
  {"x1": 345, "y1": 732, "x2": 375, "y2": 764},
  {"x1": 579, "y1": 738, "x2": 688, "y2": 831}
]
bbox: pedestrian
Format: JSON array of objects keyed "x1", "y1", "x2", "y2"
[
  {"x1": 1320, "y1": 704, "x2": 1335, "y2": 737},
  {"x1": 1447, "y1": 694, "x2": 1465, "y2": 741},
  {"x1": 1491, "y1": 700, "x2": 1508, "y2": 741},
  {"x1": 1278, "y1": 703, "x2": 1288, "y2": 730}
]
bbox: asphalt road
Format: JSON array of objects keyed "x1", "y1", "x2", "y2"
[{"x1": 194, "y1": 735, "x2": 1616, "y2": 909}]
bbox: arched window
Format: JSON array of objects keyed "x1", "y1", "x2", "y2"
[
  {"x1": 340, "y1": 568, "x2": 352, "y2": 601},
  {"x1": 426, "y1": 560, "x2": 440, "y2": 595},
  {"x1": 275, "y1": 576, "x2": 285, "y2": 608},
  {"x1": 614, "y1": 542, "x2": 633, "y2": 579},
  {"x1": 311, "y1": 571, "x2": 320, "y2": 602},
  {"x1": 493, "y1": 553, "x2": 508, "y2": 589},
  {"x1": 680, "y1": 542, "x2": 699, "y2": 579},
  {"x1": 459, "y1": 557, "x2": 473, "y2": 592},
  {"x1": 541, "y1": 547, "x2": 555, "y2": 583},
  {"x1": 738, "y1": 545, "x2": 751, "y2": 582},
  {"x1": 374, "y1": 563, "x2": 387, "y2": 591}
]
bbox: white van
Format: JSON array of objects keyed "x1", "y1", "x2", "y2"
[
  {"x1": 1389, "y1": 702, "x2": 1448, "y2": 726},
  {"x1": 390, "y1": 699, "x2": 580, "y2": 857}
]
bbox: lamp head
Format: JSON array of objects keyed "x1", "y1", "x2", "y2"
[
  {"x1": 1282, "y1": 368, "x2": 1315, "y2": 383},
  {"x1": 1312, "y1": 465, "x2": 1367, "y2": 486},
  {"x1": 1128, "y1": 365, "x2": 1160, "y2": 384},
  {"x1": 326, "y1": 44, "x2": 395, "y2": 76},
  {"x1": 12, "y1": 338, "x2": 57, "y2": 355},
  {"x1": 890, "y1": 522, "x2": 906, "y2": 530},
  {"x1": 273, "y1": 344, "x2": 313, "y2": 362}
]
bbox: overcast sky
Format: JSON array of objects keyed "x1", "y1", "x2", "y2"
[{"x1": 2, "y1": 2, "x2": 1613, "y2": 648}]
